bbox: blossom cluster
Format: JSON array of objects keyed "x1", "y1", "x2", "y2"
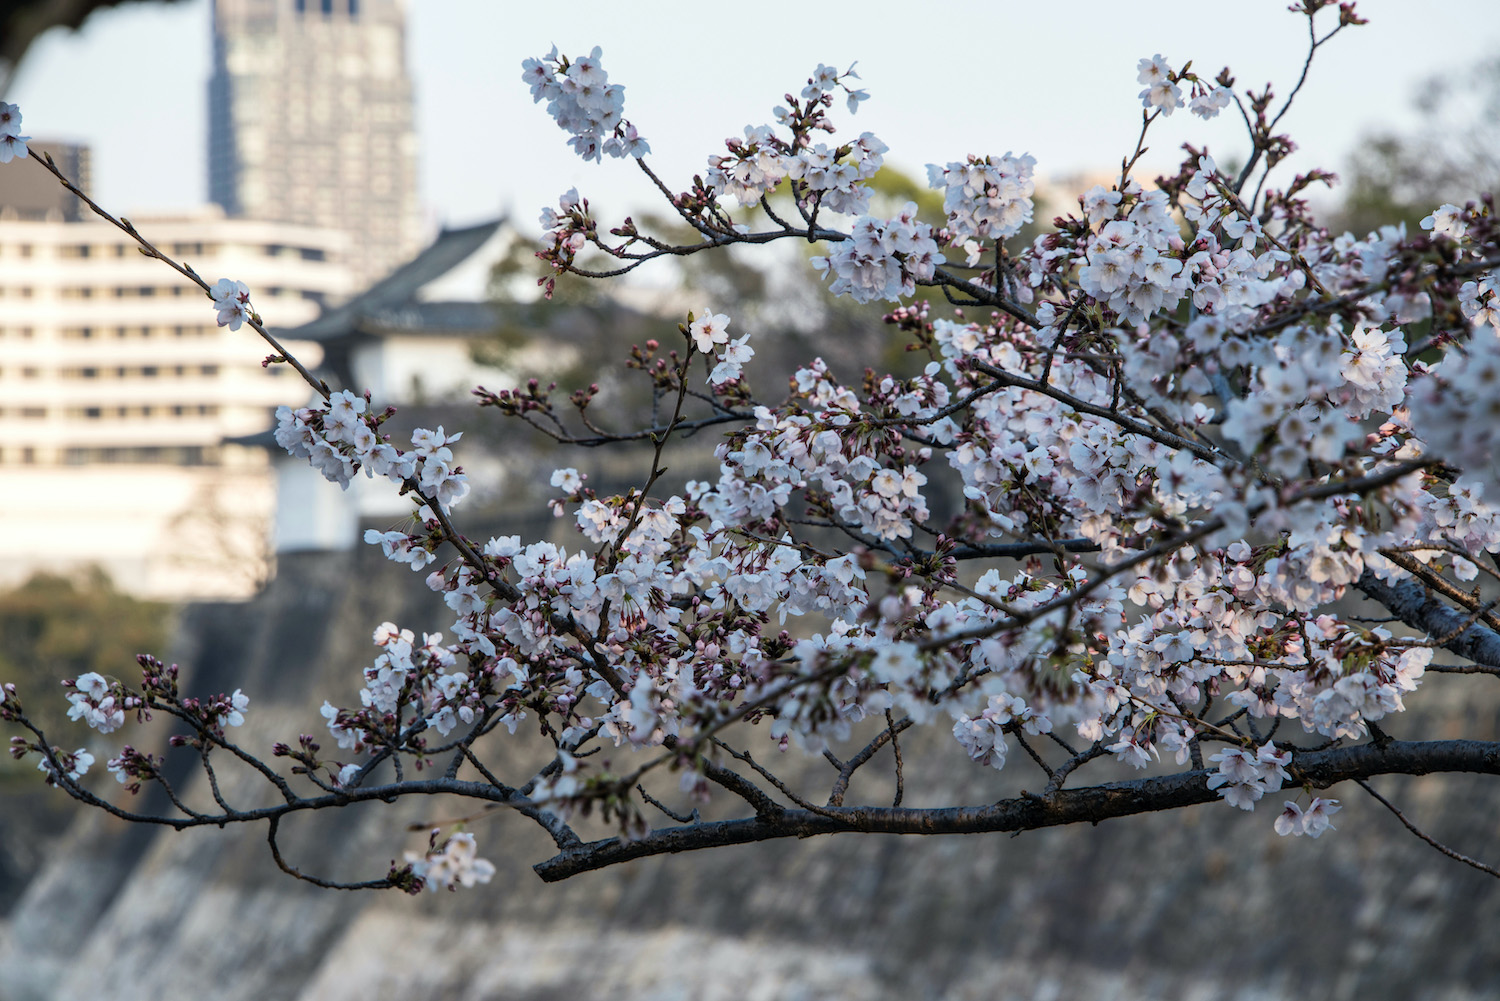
[
  {"x1": 1137, "y1": 54, "x2": 1231, "y2": 119},
  {"x1": 1207, "y1": 743, "x2": 1292, "y2": 810},
  {"x1": 687, "y1": 311, "x2": 756, "y2": 385},
  {"x1": 927, "y1": 152, "x2": 1036, "y2": 263},
  {"x1": 274, "y1": 390, "x2": 469, "y2": 511},
  {"x1": 706, "y1": 125, "x2": 887, "y2": 215},
  {"x1": 1275, "y1": 797, "x2": 1341, "y2": 837},
  {"x1": 952, "y1": 693, "x2": 1053, "y2": 770},
  {"x1": 811, "y1": 203, "x2": 944, "y2": 303},
  {"x1": 65, "y1": 672, "x2": 130, "y2": 734},
  {"x1": 522, "y1": 46, "x2": 647, "y2": 162},
  {"x1": 404, "y1": 831, "x2": 496, "y2": 892}
]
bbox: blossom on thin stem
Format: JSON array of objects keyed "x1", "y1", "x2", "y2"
[
  {"x1": 0, "y1": 102, "x2": 29, "y2": 163},
  {"x1": 210, "y1": 278, "x2": 253, "y2": 330}
]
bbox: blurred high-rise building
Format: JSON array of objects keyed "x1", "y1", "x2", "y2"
[{"x1": 208, "y1": 0, "x2": 420, "y2": 290}]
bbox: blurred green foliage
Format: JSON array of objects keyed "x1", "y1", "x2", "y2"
[{"x1": 0, "y1": 568, "x2": 170, "y2": 741}]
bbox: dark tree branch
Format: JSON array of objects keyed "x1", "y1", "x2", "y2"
[
  {"x1": 534, "y1": 738, "x2": 1500, "y2": 881},
  {"x1": 1354, "y1": 570, "x2": 1500, "y2": 669}
]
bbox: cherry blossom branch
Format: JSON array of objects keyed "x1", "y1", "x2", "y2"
[
  {"x1": 966, "y1": 359, "x2": 1228, "y2": 466},
  {"x1": 27, "y1": 150, "x2": 325, "y2": 395},
  {"x1": 266, "y1": 814, "x2": 414, "y2": 892},
  {"x1": 534, "y1": 737, "x2": 1500, "y2": 881},
  {"x1": 926, "y1": 457, "x2": 1432, "y2": 649}
]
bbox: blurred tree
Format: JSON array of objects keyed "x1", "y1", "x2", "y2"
[
  {"x1": 1333, "y1": 55, "x2": 1500, "y2": 236},
  {"x1": 0, "y1": 569, "x2": 169, "y2": 738}
]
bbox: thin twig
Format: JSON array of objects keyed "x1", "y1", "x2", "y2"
[{"x1": 1355, "y1": 779, "x2": 1500, "y2": 879}]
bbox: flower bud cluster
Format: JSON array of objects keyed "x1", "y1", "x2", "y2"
[{"x1": 105, "y1": 746, "x2": 161, "y2": 794}]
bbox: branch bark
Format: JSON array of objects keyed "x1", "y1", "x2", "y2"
[
  {"x1": 533, "y1": 737, "x2": 1500, "y2": 881},
  {"x1": 1354, "y1": 570, "x2": 1500, "y2": 669}
]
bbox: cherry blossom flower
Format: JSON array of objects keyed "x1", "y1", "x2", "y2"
[
  {"x1": 210, "y1": 278, "x2": 252, "y2": 330},
  {"x1": 37, "y1": 748, "x2": 93, "y2": 784},
  {"x1": 689, "y1": 312, "x2": 732, "y2": 353},
  {"x1": 404, "y1": 831, "x2": 496, "y2": 892},
  {"x1": 0, "y1": 102, "x2": 29, "y2": 163}
]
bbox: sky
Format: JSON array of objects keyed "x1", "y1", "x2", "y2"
[{"x1": 7, "y1": 0, "x2": 1498, "y2": 238}]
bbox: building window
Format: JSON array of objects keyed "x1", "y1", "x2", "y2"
[
  {"x1": 60, "y1": 244, "x2": 91, "y2": 259},
  {"x1": 321, "y1": 0, "x2": 333, "y2": 14},
  {"x1": 21, "y1": 407, "x2": 45, "y2": 419},
  {"x1": 348, "y1": 0, "x2": 358, "y2": 16},
  {"x1": 84, "y1": 407, "x2": 102, "y2": 419}
]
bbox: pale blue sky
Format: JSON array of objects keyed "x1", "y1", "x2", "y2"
[{"x1": 9, "y1": 1, "x2": 1497, "y2": 235}]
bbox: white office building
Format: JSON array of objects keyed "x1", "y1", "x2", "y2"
[{"x1": 0, "y1": 206, "x2": 352, "y2": 599}]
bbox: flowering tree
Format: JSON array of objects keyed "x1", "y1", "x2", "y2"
[{"x1": 5, "y1": 0, "x2": 1500, "y2": 891}]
